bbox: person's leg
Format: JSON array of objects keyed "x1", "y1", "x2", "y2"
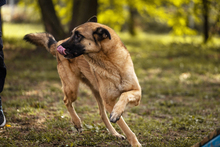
[
  {"x1": 0, "y1": 96, "x2": 6, "y2": 127},
  {"x1": 0, "y1": 14, "x2": 6, "y2": 128}
]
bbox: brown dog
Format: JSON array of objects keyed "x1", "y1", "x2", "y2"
[{"x1": 24, "y1": 16, "x2": 142, "y2": 146}]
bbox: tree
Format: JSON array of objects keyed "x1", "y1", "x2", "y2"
[
  {"x1": 0, "y1": 8, "x2": 2, "y2": 36},
  {"x1": 21, "y1": 0, "x2": 219, "y2": 43},
  {"x1": 37, "y1": 0, "x2": 97, "y2": 39},
  {"x1": 127, "y1": 1, "x2": 137, "y2": 36},
  {"x1": 38, "y1": 0, "x2": 66, "y2": 40},
  {"x1": 202, "y1": 0, "x2": 209, "y2": 43},
  {"x1": 69, "y1": 0, "x2": 97, "y2": 32}
]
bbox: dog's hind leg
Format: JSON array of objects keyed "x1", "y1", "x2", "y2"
[
  {"x1": 104, "y1": 103, "x2": 142, "y2": 147},
  {"x1": 116, "y1": 116, "x2": 141, "y2": 147},
  {"x1": 88, "y1": 87, "x2": 125, "y2": 139}
]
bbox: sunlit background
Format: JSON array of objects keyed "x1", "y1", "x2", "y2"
[
  {"x1": 0, "y1": 0, "x2": 220, "y2": 147},
  {"x1": 1, "y1": 0, "x2": 220, "y2": 44}
]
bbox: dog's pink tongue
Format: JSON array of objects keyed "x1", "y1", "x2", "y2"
[{"x1": 57, "y1": 45, "x2": 66, "y2": 55}]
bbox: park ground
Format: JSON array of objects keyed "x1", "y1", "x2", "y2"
[{"x1": 0, "y1": 23, "x2": 220, "y2": 146}]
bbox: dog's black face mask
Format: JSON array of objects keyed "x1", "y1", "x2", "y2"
[
  {"x1": 57, "y1": 16, "x2": 111, "y2": 58},
  {"x1": 57, "y1": 31, "x2": 86, "y2": 59}
]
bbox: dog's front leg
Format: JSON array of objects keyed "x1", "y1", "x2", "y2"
[
  {"x1": 65, "y1": 97, "x2": 82, "y2": 132},
  {"x1": 62, "y1": 80, "x2": 82, "y2": 132},
  {"x1": 57, "y1": 60, "x2": 82, "y2": 132},
  {"x1": 110, "y1": 90, "x2": 141, "y2": 123}
]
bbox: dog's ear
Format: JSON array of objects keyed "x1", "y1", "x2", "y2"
[
  {"x1": 88, "y1": 16, "x2": 97, "y2": 23},
  {"x1": 93, "y1": 27, "x2": 111, "y2": 41}
]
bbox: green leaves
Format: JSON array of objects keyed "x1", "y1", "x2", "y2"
[
  {"x1": 53, "y1": 0, "x2": 73, "y2": 25},
  {"x1": 98, "y1": 0, "x2": 128, "y2": 31}
]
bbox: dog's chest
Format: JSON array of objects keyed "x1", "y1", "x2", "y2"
[
  {"x1": 90, "y1": 68, "x2": 121, "y2": 97},
  {"x1": 99, "y1": 80, "x2": 122, "y2": 99}
]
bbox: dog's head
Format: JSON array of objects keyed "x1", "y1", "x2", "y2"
[{"x1": 57, "y1": 16, "x2": 112, "y2": 59}]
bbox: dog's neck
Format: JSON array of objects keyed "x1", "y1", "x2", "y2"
[
  {"x1": 83, "y1": 46, "x2": 129, "y2": 83},
  {"x1": 85, "y1": 44, "x2": 129, "y2": 68}
]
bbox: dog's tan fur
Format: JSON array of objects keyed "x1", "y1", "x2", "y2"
[{"x1": 24, "y1": 17, "x2": 142, "y2": 146}]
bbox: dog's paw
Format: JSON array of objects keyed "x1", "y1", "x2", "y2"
[
  {"x1": 110, "y1": 104, "x2": 125, "y2": 123},
  {"x1": 110, "y1": 111, "x2": 123, "y2": 123},
  {"x1": 113, "y1": 133, "x2": 126, "y2": 140},
  {"x1": 74, "y1": 124, "x2": 83, "y2": 133}
]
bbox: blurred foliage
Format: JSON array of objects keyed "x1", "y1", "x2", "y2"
[
  {"x1": 98, "y1": 0, "x2": 199, "y2": 34},
  {"x1": 98, "y1": 0, "x2": 220, "y2": 36},
  {"x1": 53, "y1": 0, "x2": 73, "y2": 26},
  {"x1": 16, "y1": 0, "x2": 220, "y2": 37},
  {"x1": 98, "y1": 0, "x2": 129, "y2": 31},
  {"x1": 18, "y1": 0, "x2": 40, "y2": 23}
]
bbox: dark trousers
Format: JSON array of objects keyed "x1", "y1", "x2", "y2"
[{"x1": 0, "y1": 14, "x2": 6, "y2": 94}]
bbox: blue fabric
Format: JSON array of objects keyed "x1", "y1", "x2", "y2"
[
  {"x1": 0, "y1": 0, "x2": 6, "y2": 7},
  {"x1": 202, "y1": 135, "x2": 220, "y2": 147}
]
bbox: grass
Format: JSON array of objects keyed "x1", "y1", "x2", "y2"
[{"x1": 0, "y1": 23, "x2": 220, "y2": 146}]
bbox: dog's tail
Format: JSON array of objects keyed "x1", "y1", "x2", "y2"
[{"x1": 24, "y1": 33, "x2": 57, "y2": 56}]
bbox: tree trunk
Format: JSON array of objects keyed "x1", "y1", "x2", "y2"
[
  {"x1": 0, "y1": 8, "x2": 2, "y2": 37},
  {"x1": 69, "y1": 0, "x2": 97, "y2": 32},
  {"x1": 202, "y1": 0, "x2": 209, "y2": 43},
  {"x1": 128, "y1": 6, "x2": 136, "y2": 36},
  {"x1": 38, "y1": 0, "x2": 66, "y2": 40},
  {"x1": 188, "y1": 0, "x2": 194, "y2": 29}
]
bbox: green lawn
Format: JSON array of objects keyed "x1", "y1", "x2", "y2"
[{"x1": 0, "y1": 23, "x2": 220, "y2": 146}]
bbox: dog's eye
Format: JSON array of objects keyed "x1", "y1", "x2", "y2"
[{"x1": 74, "y1": 32, "x2": 82, "y2": 41}]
